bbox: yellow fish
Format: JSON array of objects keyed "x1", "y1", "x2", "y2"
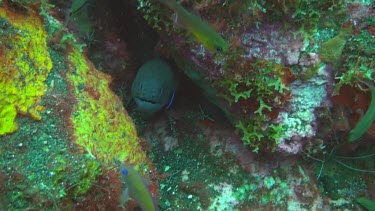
[
  {"x1": 120, "y1": 163, "x2": 158, "y2": 211},
  {"x1": 159, "y1": 0, "x2": 229, "y2": 52}
]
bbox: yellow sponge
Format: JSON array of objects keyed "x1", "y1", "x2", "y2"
[{"x1": 0, "y1": 7, "x2": 52, "y2": 135}]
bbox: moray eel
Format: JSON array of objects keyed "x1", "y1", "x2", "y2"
[{"x1": 131, "y1": 58, "x2": 178, "y2": 114}]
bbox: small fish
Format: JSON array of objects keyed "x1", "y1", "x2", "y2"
[
  {"x1": 120, "y1": 163, "x2": 158, "y2": 211},
  {"x1": 131, "y1": 58, "x2": 178, "y2": 115},
  {"x1": 159, "y1": 0, "x2": 229, "y2": 52}
]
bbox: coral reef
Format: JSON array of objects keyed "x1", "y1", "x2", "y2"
[
  {"x1": 0, "y1": 1, "x2": 154, "y2": 209},
  {"x1": 276, "y1": 66, "x2": 332, "y2": 154},
  {"x1": 136, "y1": 0, "x2": 374, "y2": 153},
  {"x1": 134, "y1": 0, "x2": 375, "y2": 209},
  {"x1": 66, "y1": 48, "x2": 147, "y2": 165},
  {"x1": 0, "y1": 4, "x2": 52, "y2": 135},
  {"x1": 0, "y1": 0, "x2": 374, "y2": 210}
]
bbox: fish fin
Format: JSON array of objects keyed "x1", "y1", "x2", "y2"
[
  {"x1": 119, "y1": 188, "x2": 130, "y2": 208},
  {"x1": 170, "y1": 9, "x2": 188, "y2": 31},
  {"x1": 158, "y1": 0, "x2": 187, "y2": 29},
  {"x1": 172, "y1": 12, "x2": 181, "y2": 28}
]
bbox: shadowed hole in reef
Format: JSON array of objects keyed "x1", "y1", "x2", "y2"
[
  {"x1": 83, "y1": 0, "x2": 159, "y2": 86},
  {"x1": 127, "y1": 62, "x2": 229, "y2": 135},
  {"x1": 72, "y1": 0, "x2": 229, "y2": 132}
]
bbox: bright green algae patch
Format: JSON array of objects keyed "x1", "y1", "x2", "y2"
[
  {"x1": 66, "y1": 48, "x2": 148, "y2": 166},
  {"x1": 0, "y1": 8, "x2": 52, "y2": 135},
  {"x1": 0, "y1": 47, "x2": 103, "y2": 209}
]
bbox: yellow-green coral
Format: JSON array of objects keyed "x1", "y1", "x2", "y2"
[
  {"x1": 66, "y1": 48, "x2": 147, "y2": 167},
  {"x1": 0, "y1": 8, "x2": 53, "y2": 135},
  {"x1": 0, "y1": 103, "x2": 18, "y2": 134}
]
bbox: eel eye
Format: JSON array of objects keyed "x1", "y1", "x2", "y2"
[
  {"x1": 121, "y1": 169, "x2": 128, "y2": 176},
  {"x1": 216, "y1": 45, "x2": 223, "y2": 52}
]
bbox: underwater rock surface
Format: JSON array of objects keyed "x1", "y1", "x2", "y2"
[
  {"x1": 0, "y1": 0, "x2": 374, "y2": 210},
  {"x1": 140, "y1": 0, "x2": 375, "y2": 154},
  {"x1": 0, "y1": 1, "x2": 156, "y2": 209}
]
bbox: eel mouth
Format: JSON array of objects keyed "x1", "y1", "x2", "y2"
[
  {"x1": 134, "y1": 96, "x2": 160, "y2": 105},
  {"x1": 134, "y1": 96, "x2": 164, "y2": 113}
]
